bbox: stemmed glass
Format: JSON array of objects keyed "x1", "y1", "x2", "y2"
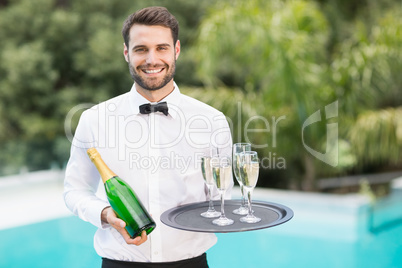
[
  {"x1": 239, "y1": 151, "x2": 261, "y2": 223},
  {"x1": 211, "y1": 155, "x2": 234, "y2": 226},
  {"x1": 200, "y1": 150, "x2": 221, "y2": 218},
  {"x1": 232, "y1": 143, "x2": 251, "y2": 215}
]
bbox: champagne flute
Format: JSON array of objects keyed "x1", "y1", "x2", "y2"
[
  {"x1": 212, "y1": 155, "x2": 234, "y2": 226},
  {"x1": 232, "y1": 143, "x2": 251, "y2": 215},
  {"x1": 200, "y1": 151, "x2": 221, "y2": 218},
  {"x1": 239, "y1": 151, "x2": 261, "y2": 223}
]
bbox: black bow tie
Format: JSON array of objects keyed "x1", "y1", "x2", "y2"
[{"x1": 139, "y1": 102, "x2": 169, "y2": 116}]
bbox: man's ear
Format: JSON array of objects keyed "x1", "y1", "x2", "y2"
[
  {"x1": 175, "y1": 40, "x2": 181, "y2": 60},
  {"x1": 123, "y1": 43, "x2": 129, "y2": 62}
]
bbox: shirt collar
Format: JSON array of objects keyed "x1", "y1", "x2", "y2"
[{"x1": 129, "y1": 82, "x2": 182, "y2": 119}]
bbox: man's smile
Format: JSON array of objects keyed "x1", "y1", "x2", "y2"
[{"x1": 142, "y1": 68, "x2": 164, "y2": 74}]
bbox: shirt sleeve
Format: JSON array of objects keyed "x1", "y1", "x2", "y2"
[{"x1": 63, "y1": 109, "x2": 110, "y2": 229}]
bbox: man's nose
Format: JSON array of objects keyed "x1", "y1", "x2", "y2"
[{"x1": 145, "y1": 50, "x2": 157, "y2": 65}]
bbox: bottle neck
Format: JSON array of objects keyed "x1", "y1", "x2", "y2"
[{"x1": 87, "y1": 148, "x2": 117, "y2": 184}]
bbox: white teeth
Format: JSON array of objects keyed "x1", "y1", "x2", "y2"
[{"x1": 144, "y1": 69, "x2": 162, "y2": 74}]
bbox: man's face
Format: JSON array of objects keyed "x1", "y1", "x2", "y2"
[{"x1": 124, "y1": 24, "x2": 180, "y2": 91}]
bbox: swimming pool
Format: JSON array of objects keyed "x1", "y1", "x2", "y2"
[
  {"x1": 0, "y1": 216, "x2": 100, "y2": 268},
  {"x1": 1, "y1": 174, "x2": 402, "y2": 268},
  {"x1": 1, "y1": 191, "x2": 402, "y2": 268}
]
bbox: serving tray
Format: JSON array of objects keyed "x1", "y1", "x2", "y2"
[{"x1": 160, "y1": 200, "x2": 293, "y2": 233}]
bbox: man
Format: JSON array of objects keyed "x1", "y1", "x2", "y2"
[{"x1": 64, "y1": 6, "x2": 232, "y2": 268}]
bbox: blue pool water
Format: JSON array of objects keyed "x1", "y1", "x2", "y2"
[
  {"x1": 0, "y1": 217, "x2": 101, "y2": 268},
  {"x1": 1, "y1": 211, "x2": 402, "y2": 268}
]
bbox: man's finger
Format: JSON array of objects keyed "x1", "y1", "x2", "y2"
[
  {"x1": 132, "y1": 236, "x2": 142, "y2": 244},
  {"x1": 131, "y1": 230, "x2": 147, "y2": 245},
  {"x1": 141, "y1": 230, "x2": 147, "y2": 240}
]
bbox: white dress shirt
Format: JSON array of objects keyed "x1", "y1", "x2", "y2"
[{"x1": 63, "y1": 83, "x2": 233, "y2": 262}]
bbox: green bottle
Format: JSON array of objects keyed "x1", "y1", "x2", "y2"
[{"x1": 87, "y1": 148, "x2": 156, "y2": 238}]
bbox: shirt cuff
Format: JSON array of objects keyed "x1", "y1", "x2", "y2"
[{"x1": 88, "y1": 200, "x2": 111, "y2": 229}]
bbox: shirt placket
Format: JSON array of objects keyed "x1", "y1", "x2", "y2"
[{"x1": 148, "y1": 113, "x2": 163, "y2": 262}]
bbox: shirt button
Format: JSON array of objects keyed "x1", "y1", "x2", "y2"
[{"x1": 154, "y1": 251, "x2": 158, "y2": 255}]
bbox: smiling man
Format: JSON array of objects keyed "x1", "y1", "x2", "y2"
[
  {"x1": 124, "y1": 23, "x2": 179, "y2": 99},
  {"x1": 64, "y1": 6, "x2": 233, "y2": 268}
]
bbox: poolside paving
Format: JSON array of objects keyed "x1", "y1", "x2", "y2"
[{"x1": 0, "y1": 170, "x2": 72, "y2": 230}]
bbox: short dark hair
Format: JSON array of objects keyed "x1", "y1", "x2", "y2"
[{"x1": 122, "y1": 6, "x2": 179, "y2": 48}]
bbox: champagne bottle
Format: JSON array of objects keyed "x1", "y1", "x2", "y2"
[{"x1": 87, "y1": 148, "x2": 156, "y2": 238}]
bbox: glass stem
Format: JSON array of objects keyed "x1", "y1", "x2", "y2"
[
  {"x1": 240, "y1": 185, "x2": 246, "y2": 207},
  {"x1": 220, "y1": 192, "x2": 226, "y2": 218},
  {"x1": 208, "y1": 185, "x2": 215, "y2": 211},
  {"x1": 246, "y1": 188, "x2": 253, "y2": 216}
]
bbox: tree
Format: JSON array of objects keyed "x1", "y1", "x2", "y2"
[
  {"x1": 0, "y1": 0, "x2": 215, "y2": 175},
  {"x1": 190, "y1": 0, "x2": 335, "y2": 190},
  {"x1": 188, "y1": 0, "x2": 402, "y2": 190},
  {"x1": 332, "y1": 9, "x2": 402, "y2": 168}
]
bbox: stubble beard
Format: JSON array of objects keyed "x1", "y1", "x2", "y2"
[{"x1": 128, "y1": 57, "x2": 176, "y2": 91}]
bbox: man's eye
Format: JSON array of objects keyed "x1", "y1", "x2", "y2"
[{"x1": 135, "y1": 48, "x2": 146, "y2": 52}]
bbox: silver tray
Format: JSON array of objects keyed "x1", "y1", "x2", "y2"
[{"x1": 160, "y1": 200, "x2": 293, "y2": 233}]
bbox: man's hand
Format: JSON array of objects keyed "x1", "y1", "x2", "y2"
[{"x1": 101, "y1": 206, "x2": 148, "y2": 246}]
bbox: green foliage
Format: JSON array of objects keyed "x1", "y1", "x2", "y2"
[
  {"x1": 349, "y1": 108, "x2": 402, "y2": 166},
  {"x1": 331, "y1": 8, "x2": 402, "y2": 175},
  {"x1": 331, "y1": 10, "x2": 402, "y2": 113},
  {"x1": 0, "y1": 0, "x2": 213, "y2": 175},
  {"x1": 194, "y1": 0, "x2": 333, "y2": 139},
  {"x1": 187, "y1": 0, "x2": 402, "y2": 189},
  {"x1": 190, "y1": 0, "x2": 335, "y2": 189}
]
